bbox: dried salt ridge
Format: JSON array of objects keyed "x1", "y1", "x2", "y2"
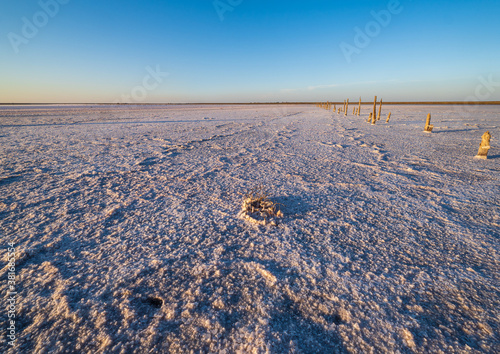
[{"x1": 0, "y1": 104, "x2": 499, "y2": 353}]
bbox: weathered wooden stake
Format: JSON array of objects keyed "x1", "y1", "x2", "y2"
[
  {"x1": 353, "y1": 107, "x2": 356, "y2": 115},
  {"x1": 475, "y1": 131, "x2": 491, "y2": 159},
  {"x1": 368, "y1": 112, "x2": 373, "y2": 123},
  {"x1": 358, "y1": 97, "x2": 361, "y2": 116},
  {"x1": 424, "y1": 113, "x2": 434, "y2": 132},
  {"x1": 371, "y1": 96, "x2": 377, "y2": 125},
  {"x1": 377, "y1": 99, "x2": 383, "y2": 120},
  {"x1": 386, "y1": 112, "x2": 391, "y2": 123},
  {"x1": 345, "y1": 99, "x2": 349, "y2": 116}
]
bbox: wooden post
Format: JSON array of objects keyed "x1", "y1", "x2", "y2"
[
  {"x1": 345, "y1": 99, "x2": 349, "y2": 116},
  {"x1": 475, "y1": 131, "x2": 491, "y2": 159},
  {"x1": 368, "y1": 112, "x2": 373, "y2": 123},
  {"x1": 377, "y1": 99, "x2": 383, "y2": 120},
  {"x1": 424, "y1": 113, "x2": 434, "y2": 132},
  {"x1": 372, "y1": 96, "x2": 377, "y2": 125},
  {"x1": 386, "y1": 112, "x2": 391, "y2": 123},
  {"x1": 353, "y1": 107, "x2": 356, "y2": 115},
  {"x1": 358, "y1": 97, "x2": 361, "y2": 116}
]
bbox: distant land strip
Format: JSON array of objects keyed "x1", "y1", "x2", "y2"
[{"x1": 1, "y1": 101, "x2": 500, "y2": 106}]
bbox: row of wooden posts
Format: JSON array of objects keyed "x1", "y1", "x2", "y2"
[
  {"x1": 316, "y1": 97, "x2": 492, "y2": 159},
  {"x1": 316, "y1": 96, "x2": 391, "y2": 124}
]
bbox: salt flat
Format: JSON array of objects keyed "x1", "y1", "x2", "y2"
[{"x1": 1, "y1": 104, "x2": 499, "y2": 353}]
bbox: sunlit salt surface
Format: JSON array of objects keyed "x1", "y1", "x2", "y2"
[{"x1": 1, "y1": 104, "x2": 499, "y2": 353}]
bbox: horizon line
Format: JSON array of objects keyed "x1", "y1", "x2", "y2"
[{"x1": 1, "y1": 101, "x2": 500, "y2": 106}]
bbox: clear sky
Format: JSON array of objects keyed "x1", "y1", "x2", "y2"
[{"x1": 1, "y1": 0, "x2": 499, "y2": 103}]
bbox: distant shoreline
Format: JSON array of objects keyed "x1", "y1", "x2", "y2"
[{"x1": 1, "y1": 101, "x2": 499, "y2": 106}]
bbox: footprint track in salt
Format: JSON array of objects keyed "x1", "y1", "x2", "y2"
[{"x1": 317, "y1": 142, "x2": 345, "y2": 149}]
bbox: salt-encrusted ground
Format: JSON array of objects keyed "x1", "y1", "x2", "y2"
[{"x1": 0, "y1": 104, "x2": 499, "y2": 353}]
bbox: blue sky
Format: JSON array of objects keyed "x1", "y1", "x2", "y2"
[{"x1": 1, "y1": 0, "x2": 499, "y2": 103}]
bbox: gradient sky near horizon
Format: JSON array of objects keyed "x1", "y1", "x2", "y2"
[{"x1": 1, "y1": 0, "x2": 500, "y2": 103}]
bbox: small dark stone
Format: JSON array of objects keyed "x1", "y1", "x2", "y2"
[{"x1": 144, "y1": 296, "x2": 163, "y2": 308}]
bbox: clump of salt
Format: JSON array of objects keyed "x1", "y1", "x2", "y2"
[{"x1": 238, "y1": 185, "x2": 283, "y2": 226}]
